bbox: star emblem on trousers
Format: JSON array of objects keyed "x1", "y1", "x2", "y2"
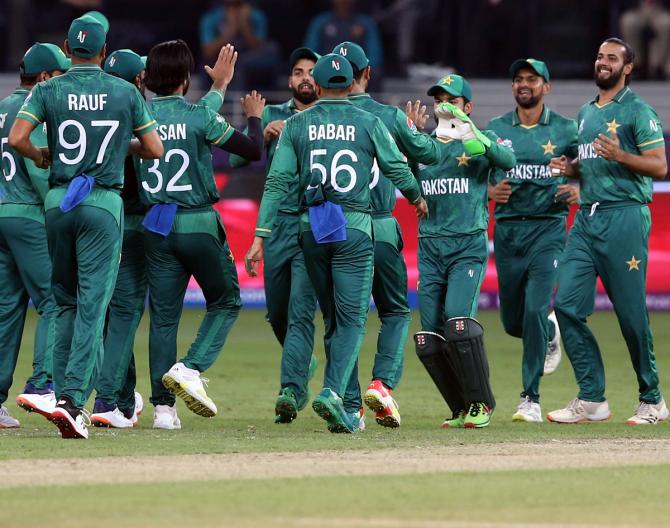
[{"x1": 626, "y1": 255, "x2": 641, "y2": 271}]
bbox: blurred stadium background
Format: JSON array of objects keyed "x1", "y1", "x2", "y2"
[{"x1": 1, "y1": 0, "x2": 669, "y2": 308}]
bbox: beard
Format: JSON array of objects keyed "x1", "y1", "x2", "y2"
[
  {"x1": 594, "y1": 65, "x2": 624, "y2": 89},
  {"x1": 292, "y1": 83, "x2": 317, "y2": 105},
  {"x1": 514, "y1": 92, "x2": 541, "y2": 109}
]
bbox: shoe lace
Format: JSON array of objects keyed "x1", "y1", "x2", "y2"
[
  {"x1": 518, "y1": 397, "x2": 533, "y2": 411},
  {"x1": 566, "y1": 398, "x2": 582, "y2": 412},
  {"x1": 635, "y1": 402, "x2": 654, "y2": 416},
  {"x1": 200, "y1": 376, "x2": 209, "y2": 387}
]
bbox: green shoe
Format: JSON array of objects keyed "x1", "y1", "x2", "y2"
[
  {"x1": 312, "y1": 388, "x2": 355, "y2": 433},
  {"x1": 275, "y1": 387, "x2": 299, "y2": 424},
  {"x1": 464, "y1": 402, "x2": 491, "y2": 428},
  {"x1": 298, "y1": 355, "x2": 319, "y2": 411},
  {"x1": 441, "y1": 410, "x2": 466, "y2": 429}
]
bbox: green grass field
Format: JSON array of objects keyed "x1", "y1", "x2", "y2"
[{"x1": 2, "y1": 309, "x2": 670, "y2": 527}]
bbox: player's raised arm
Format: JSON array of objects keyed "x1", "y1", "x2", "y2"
[{"x1": 392, "y1": 107, "x2": 440, "y2": 166}]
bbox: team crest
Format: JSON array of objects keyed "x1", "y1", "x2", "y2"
[
  {"x1": 109, "y1": 57, "x2": 116, "y2": 67},
  {"x1": 331, "y1": 59, "x2": 340, "y2": 70},
  {"x1": 77, "y1": 30, "x2": 88, "y2": 43},
  {"x1": 468, "y1": 269, "x2": 474, "y2": 278}
]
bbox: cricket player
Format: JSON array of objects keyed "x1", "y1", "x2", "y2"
[
  {"x1": 91, "y1": 47, "x2": 237, "y2": 430},
  {"x1": 245, "y1": 53, "x2": 428, "y2": 434},
  {"x1": 138, "y1": 40, "x2": 264, "y2": 424},
  {"x1": 334, "y1": 41, "x2": 440, "y2": 428},
  {"x1": 230, "y1": 47, "x2": 321, "y2": 425},
  {"x1": 0, "y1": 43, "x2": 69, "y2": 428},
  {"x1": 9, "y1": 13, "x2": 164, "y2": 439},
  {"x1": 413, "y1": 75, "x2": 515, "y2": 429},
  {"x1": 487, "y1": 59, "x2": 579, "y2": 422},
  {"x1": 547, "y1": 38, "x2": 668, "y2": 425}
]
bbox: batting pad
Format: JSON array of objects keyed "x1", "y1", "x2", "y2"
[{"x1": 444, "y1": 317, "x2": 496, "y2": 411}]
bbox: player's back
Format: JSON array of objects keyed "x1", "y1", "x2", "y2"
[
  {"x1": 0, "y1": 89, "x2": 45, "y2": 204},
  {"x1": 139, "y1": 96, "x2": 230, "y2": 208},
  {"x1": 25, "y1": 65, "x2": 150, "y2": 189},
  {"x1": 289, "y1": 100, "x2": 381, "y2": 213}
]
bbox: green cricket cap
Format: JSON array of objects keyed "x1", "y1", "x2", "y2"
[
  {"x1": 312, "y1": 53, "x2": 353, "y2": 89},
  {"x1": 288, "y1": 47, "x2": 320, "y2": 71},
  {"x1": 427, "y1": 74, "x2": 472, "y2": 101},
  {"x1": 509, "y1": 58, "x2": 550, "y2": 81},
  {"x1": 104, "y1": 49, "x2": 145, "y2": 82},
  {"x1": 21, "y1": 43, "x2": 71, "y2": 74},
  {"x1": 67, "y1": 14, "x2": 108, "y2": 58},
  {"x1": 332, "y1": 41, "x2": 369, "y2": 72}
]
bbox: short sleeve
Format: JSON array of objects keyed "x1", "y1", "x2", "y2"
[
  {"x1": 634, "y1": 104, "x2": 665, "y2": 151},
  {"x1": 205, "y1": 107, "x2": 234, "y2": 146},
  {"x1": 17, "y1": 84, "x2": 45, "y2": 125},
  {"x1": 132, "y1": 90, "x2": 157, "y2": 137}
]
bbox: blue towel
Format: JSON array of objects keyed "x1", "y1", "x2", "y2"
[
  {"x1": 143, "y1": 203, "x2": 178, "y2": 236},
  {"x1": 59, "y1": 174, "x2": 95, "y2": 212},
  {"x1": 308, "y1": 201, "x2": 347, "y2": 243}
]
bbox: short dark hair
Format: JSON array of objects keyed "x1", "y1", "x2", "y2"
[
  {"x1": 602, "y1": 37, "x2": 635, "y2": 84},
  {"x1": 352, "y1": 67, "x2": 365, "y2": 82},
  {"x1": 145, "y1": 39, "x2": 194, "y2": 96}
]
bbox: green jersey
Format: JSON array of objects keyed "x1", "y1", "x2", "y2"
[
  {"x1": 0, "y1": 88, "x2": 51, "y2": 206},
  {"x1": 18, "y1": 64, "x2": 157, "y2": 190},
  {"x1": 255, "y1": 98, "x2": 421, "y2": 238},
  {"x1": 487, "y1": 106, "x2": 578, "y2": 219},
  {"x1": 137, "y1": 95, "x2": 234, "y2": 208},
  {"x1": 416, "y1": 130, "x2": 516, "y2": 237},
  {"x1": 230, "y1": 99, "x2": 306, "y2": 214},
  {"x1": 577, "y1": 86, "x2": 665, "y2": 205},
  {"x1": 348, "y1": 93, "x2": 440, "y2": 214}
]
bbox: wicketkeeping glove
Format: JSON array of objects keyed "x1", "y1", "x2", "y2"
[{"x1": 435, "y1": 102, "x2": 491, "y2": 157}]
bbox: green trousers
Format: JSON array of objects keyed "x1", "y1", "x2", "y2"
[
  {"x1": 45, "y1": 191, "x2": 123, "y2": 409},
  {"x1": 95, "y1": 217, "x2": 146, "y2": 412},
  {"x1": 494, "y1": 217, "x2": 565, "y2": 402},
  {"x1": 555, "y1": 203, "x2": 661, "y2": 404},
  {"x1": 417, "y1": 232, "x2": 488, "y2": 333},
  {"x1": 370, "y1": 216, "x2": 410, "y2": 390},
  {"x1": 0, "y1": 216, "x2": 57, "y2": 405},
  {"x1": 264, "y1": 213, "x2": 316, "y2": 402},
  {"x1": 145, "y1": 210, "x2": 241, "y2": 406},
  {"x1": 302, "y1": 228, "x2": 374, "y2": 412}
]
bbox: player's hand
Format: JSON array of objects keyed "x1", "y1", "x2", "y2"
[
  {"x1": 405, "y1": 100, "x2": 428, "y2": 130},
  {"x1": 414, "y1": 197, "x2": 428, "y2": 219},
  {"x1": 593, "y1": 131, "x2": 622, "y2": 162},
  {"x1": 205, "y1": 44, "x2": 238, "y2": 90},
  {"x1": 241, "y1": 90, "x2": 266, "y2": 118},
  {"x1": 35, "y1": 147, "x2": 51, "y2": 169},
  {"x1": 549, "y1": 155, "x2": 569, "y2": 176},
  {"x1": 555, "y1": 183, "x2": 580, "y2": 205},
  {"x1": 244, "y1": 236, "x2": 264, "y2": 277},
  {"x1": 488, "y1": 180, "x2": 512, "y2": 203},
  {"x1": 263, "y1": 120, "x2": 285, "y2": 143}
]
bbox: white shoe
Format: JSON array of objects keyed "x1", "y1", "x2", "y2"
[
  {"x1": 626, "y1": 399, "x2": 670, "y2": 425},
  {"x1": 91, "y1": 407, "x2": 134, "y2": 428},
  {"x1": 129, "y1": 391, "x2": 144, "y2": 427},
  {"x1": 0, "y1": 405, "x2": 20, "y2": 428},
  {"x1": 153, "y1": 404, "x2": 182, "y2": 430},
  {"x1": 544, "y1": 311, "x2": 562, "y2": 375},
  {"x1": 51, "y1": 402, "x2": 90, "y2": 439},
  {"x1": 162, "y1": 362, "x2": 217, "y2": 417},
  {"x1": 16, "y1": 392, "x2": 56, "y2": 420},
  {"x1": 547, "y1": 398, "x2": 611, "y2": 423},
  {"x1": 512, "y1": 396, "x2": 543, "y2": 423}
]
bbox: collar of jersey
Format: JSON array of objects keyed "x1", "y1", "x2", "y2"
[
  {"x1": 316, "y1": 98, "x2": 352, "y2": 105},
  {"x1": 591, "y1": 86, "x2": 631, "y2": 108},
  {"x1": 14, "y1": 87, "x2": 30, "y2": 94},
  {"x1": 512, "y1": 105, "x2": 550, "y2": 128},
  {"x1": 348, "y1": 93, "x2": 370, "y2": 100},
  {"x1": 69, "y1": 64, "x2": 102, "y2": 71},
  {"x1": 152, "y1": 95, "x2": 183, "y2": 101}
]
